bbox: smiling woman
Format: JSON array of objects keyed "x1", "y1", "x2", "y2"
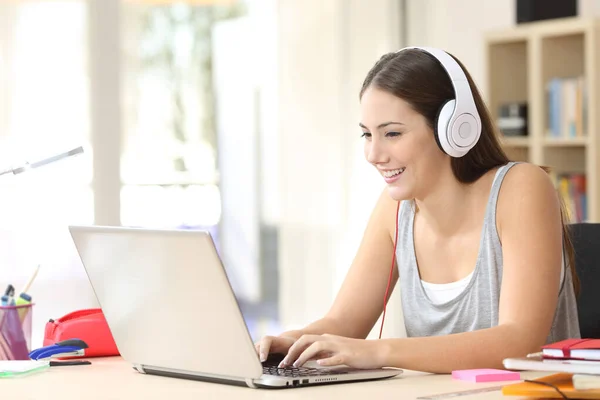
[{"x1": 256, "y1": 46, "x2": 581, "y2": 374}]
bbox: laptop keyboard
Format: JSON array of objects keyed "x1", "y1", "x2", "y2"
[{"x1": 261, "y1": 354, "x2": 348, "y2": 377}]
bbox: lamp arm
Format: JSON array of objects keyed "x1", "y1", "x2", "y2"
[{"x1": 0, "y1": 146, "x2": 84, "y2": 178}]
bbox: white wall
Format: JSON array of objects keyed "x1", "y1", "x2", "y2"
[
  {"x1": 276, "y1": 0, "x2": 406, "y2": 338},
  {"x1": 406, "y1": 0, "x2": 600, "y2": 99},
  {"x1": 277, "y1": 0, "x2": 344, "y2": 331},
  {"x1": 406, "y1": 0, "x2": 514, "y2": 97},
  {"x1": 580, "y1": 0, "x2": 600, "y2": 19}
]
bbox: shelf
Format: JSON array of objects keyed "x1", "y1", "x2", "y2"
[
  {"x1": 535, "y1": 16, "x2": 594, "y2": 38},
  {"x1": 500, "y1": 136, "x2": 530, "y2": 147},
  {"x1": 543, "y1": 137, "x2": 588, "y2": 147},
  {"x1": 544, "y1": 147, "x2": 586, "y2": 174},
  {"x1": 486, "y1": 17, "x2": 599, "y2": 222},
  {"x1": 542, "y1": 34, "x2": 584, "y2": 82},
  {"x1": 485, "y1": 30, "x2": 530, "y2": 45},
  {"x1": 487, "y1": 40, "x2": 528, "y2": 127},
  {"x1": 485, "y1": 17, "x2": 594, "y2": 44}
]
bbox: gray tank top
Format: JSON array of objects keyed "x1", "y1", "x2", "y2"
[{"x1": 397, "y1": 162, "x2": 581, "y2": 342}]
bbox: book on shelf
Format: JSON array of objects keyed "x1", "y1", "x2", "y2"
[
  {"x1": 546, "y1": 76, "x2": 587, "y2": 139},
  {"x1": 550, "y1": 172, "x2": 586, "y2": 223}
]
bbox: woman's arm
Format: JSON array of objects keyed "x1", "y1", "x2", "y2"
[
  {"x1": 284, "y1": 164, "x2": 565, "y2": 372},
  {"x1": 256, "y1": 189, "x2": 400, "y2": 360},
  {"x1": 282, "y1": 188, "x2": 400, "y2": 340}
]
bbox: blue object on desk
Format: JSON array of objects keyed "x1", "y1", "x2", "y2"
[{"x1": 29, "y1": 339, "x2": 89, "y2": 361}]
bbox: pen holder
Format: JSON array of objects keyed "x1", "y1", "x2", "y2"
[{"x1": 0, "y1": 303, "x2": 33, "y2": 360}]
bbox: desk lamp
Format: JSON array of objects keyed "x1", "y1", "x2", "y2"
[{"x1": 0, "y1": 146, "x2": 84, "y2": 178}]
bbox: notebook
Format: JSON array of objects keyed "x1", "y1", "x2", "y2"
[
  {"x1": 0, "y1": 361, "x2": 49, "y2": 378},
  {"x1": 542, "y1": 338, "x2": 600, "y2": 360},
  {"x1": 503, "y1": 354, "x2": 600, "y2": 375}
]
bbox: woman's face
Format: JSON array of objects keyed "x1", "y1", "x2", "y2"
[{"x1": 360, "y1": 86, "x2": 448, "y2": 201}]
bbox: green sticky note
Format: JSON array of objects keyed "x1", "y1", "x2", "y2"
[{"x1": 0, "y1": 361, "x2": 50, "y2": 378}]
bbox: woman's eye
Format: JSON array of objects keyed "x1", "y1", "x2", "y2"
[
  {"x1": 386, "y1": 131, "x2": 402, "y2": 137},
  {"x1": 361, "y1": 132, "x2": 371, "y2": 138}
]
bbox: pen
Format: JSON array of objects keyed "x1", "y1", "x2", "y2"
[
  {"x1": 3, "y1": 284, "x2": 14, "y2": 297},
  {"x1": 50, "y1": 360, "x2": 91, "y2": 367}
]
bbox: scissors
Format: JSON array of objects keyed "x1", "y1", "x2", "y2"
[{"x1": 29, "y1": 339, "x2": 89, "y2": 361}]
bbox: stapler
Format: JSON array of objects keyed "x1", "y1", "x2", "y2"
[{"x1": 29, "y1": 339, "x2": 89, "y2": 361}]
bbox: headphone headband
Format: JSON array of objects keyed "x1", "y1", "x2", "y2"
[{"x1": 395, "y1": 46, "x2": 482, "y2": 157}]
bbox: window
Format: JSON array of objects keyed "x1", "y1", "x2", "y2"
[
  {"x1": 0, "y1": 1, "x2": 93, "y2": 279},
  {"x1": 120, "y1": 1, "x2": 281, "y2": 339},
  {"x1": 120, "y1": 2, "x2": 246, "y2": 231}
]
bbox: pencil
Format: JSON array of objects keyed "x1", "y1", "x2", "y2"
[{"x1": 20, "y1": 264, "x2": 40, "y2": 295}]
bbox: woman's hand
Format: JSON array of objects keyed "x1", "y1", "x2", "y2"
[
  {"x1": 279, "y1": 334, "x2": 387, "y2": 369},
  {"x1": 255, "y1": 334, "x2": 298, "y2": 362}
]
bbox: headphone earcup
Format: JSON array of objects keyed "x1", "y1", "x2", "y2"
[
  {"x1": 435, "y1": 99, "x2": 480, "y2": 158},
  {"x1": 450, "y1": 112, "x2": 480, "y2": 156},
  {"x1": 434, "y1": 100, "x2": 455, "y2": 156}
]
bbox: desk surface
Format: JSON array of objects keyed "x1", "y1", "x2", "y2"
[{"x1": 2, "y1": 357, "x2": 546, "y2": 400}]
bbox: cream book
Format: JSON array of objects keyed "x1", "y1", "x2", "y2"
[{"x1": 573, "y1": 374, "x2": 600, "y2": 390}]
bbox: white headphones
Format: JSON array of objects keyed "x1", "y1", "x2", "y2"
[{"x1": 396, "y1": 47, "x2": 482, "y2": 158}]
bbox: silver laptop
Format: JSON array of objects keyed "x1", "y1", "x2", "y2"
[{"x1": 68, "y1": 225, "x2": 402, "y2": 388}]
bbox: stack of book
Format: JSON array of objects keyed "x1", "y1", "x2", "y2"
[
  {"x1": 542, "y1": 338, "x2": 600, "y2": 390},
  {"x1": 503, "y1": 338, "x2": 600, "y2": 397}
]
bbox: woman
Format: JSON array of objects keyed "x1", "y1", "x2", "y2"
[{"x1": 256, "y1": 47, "x2": 581, "y2": 373}]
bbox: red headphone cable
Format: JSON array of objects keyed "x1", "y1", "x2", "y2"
[{"x1": 378, "y1": 200, "x2": 400, "y2": 340}]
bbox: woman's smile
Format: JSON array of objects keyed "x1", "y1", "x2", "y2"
[{"x1": 380, "y1": 167, "x2": 406, "y2": 183}]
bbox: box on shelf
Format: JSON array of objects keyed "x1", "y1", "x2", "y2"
[
  {"x1": 498, "y1": 102, "x2": 528, "y2": 137},
  {"x1": 516, "y1": 0, "x2": 577, "y2": 24}
]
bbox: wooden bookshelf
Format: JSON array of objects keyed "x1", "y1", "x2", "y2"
[{"x1": 485, "y1": 17, "x2": 600, "y2": 222}]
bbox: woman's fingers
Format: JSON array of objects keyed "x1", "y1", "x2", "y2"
[
  {"x1": 281, "y1": 334, "x2": 329, "y2": 367},
  {"x1": 256, "y1": 335, "x2": 297, "y2": 362},
  {"x1": 294, "y1": 340, "x2": 340, "y2": 368},
  {"x1": 257, "y1": 336, "x2": 274, "y2": 362}
]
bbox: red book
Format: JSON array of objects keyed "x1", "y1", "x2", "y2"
[{"x1": 542, "y1": 339, "x2": 600, "y2": 361}]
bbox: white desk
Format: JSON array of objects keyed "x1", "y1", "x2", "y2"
[{"x1": 1, "y1": 357, "x2": 546, "y2": 399}]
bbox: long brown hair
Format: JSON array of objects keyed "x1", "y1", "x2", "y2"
[{"x1": 359, "y1": 49, "x2": 579, "y2": 295}]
